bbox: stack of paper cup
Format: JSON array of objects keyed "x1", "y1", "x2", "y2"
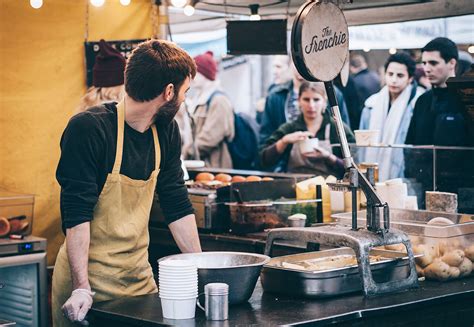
[
  {"x1": 159, "y1": 259, "x2": 198, "y2": 319},
  {"x1": 385, "y1": 179, "x2": 408, "y2": 209}
]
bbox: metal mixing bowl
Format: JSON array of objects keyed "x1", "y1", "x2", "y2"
[{"x1": 158, "y1": 251, "x2": 270, "y2": 304}]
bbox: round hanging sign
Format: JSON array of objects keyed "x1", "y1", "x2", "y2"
[{"x1": 291, "y1": 1, "x2": 349, "y2": 82}]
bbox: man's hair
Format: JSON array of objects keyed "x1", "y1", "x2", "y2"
[
  {"x1": 384, "y1": 52, "x2": 417, "y2": 77},
  {"x1": 349, "y1": 54, "x2": 367, "y2": 69},
  {"x1": 125, "y1": 39, "x2": 197, "y2": 102},
  {"x1": 421, "y1": 37, "x2": 459, "y2": 63}
]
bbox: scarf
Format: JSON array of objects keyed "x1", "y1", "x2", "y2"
[{"x1": 364, "y1": 84, "x2": 415, "y2": 181}]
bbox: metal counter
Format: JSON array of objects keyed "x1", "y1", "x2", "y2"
[{"x1": 89, "y1": 278, "x2": 474, "y2": 326}]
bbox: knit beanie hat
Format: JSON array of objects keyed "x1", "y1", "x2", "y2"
[
  {"x1": 194, "y1": 51, "x2": 217, "y2": 81},
  {"x1": 93, "y1": 39, "x2": 126, "y2": 87}
]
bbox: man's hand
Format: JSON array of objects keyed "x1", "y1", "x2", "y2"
[{"x1": 62, "y1": 288, "x2": 95, "y2": 324}]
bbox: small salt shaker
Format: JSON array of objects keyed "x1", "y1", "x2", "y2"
[{"x1": 197, "y1": 283, "x2": 229, "y2": 321}]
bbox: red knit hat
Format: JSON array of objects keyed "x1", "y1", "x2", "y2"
[
  {"x1": 93, "y1": 39, "x2": 126, "y2": 87},
  {"x1": 194, "y1": 51, "x2": 217, "y2": 81}
]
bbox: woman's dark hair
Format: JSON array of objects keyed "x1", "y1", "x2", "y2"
[
  {"x1": 421, "y1": 37, "x2": 459, "y2": 63},
  {"x1": 384, "y1": 52, "x2": 417, "y2": 77},
  {"x1": 125, "y1": 39, "x2": 196, "y2": 102}
]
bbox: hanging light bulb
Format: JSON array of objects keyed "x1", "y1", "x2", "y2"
[
  {"x1": 184, "y1": 4, "x2": 195, "y2": 16},
  {"x1": 120, "y1": 0, "x2": 131, "y2": 6},
  {"x1": 30, "y1": 0, "x2": 43, "y2": 9},
  {"x1": 171, "y1": 0, "x2": 187, "y2": 8},
  {"x1": 389, "y1": 48, "x2": 397, "y2": 55},
  {"x1": 90, "y1": 0, "x2": 105, "y2": 7},
  {"x1": 249, "y1": 4, "x2": 261, "y2": 21}
]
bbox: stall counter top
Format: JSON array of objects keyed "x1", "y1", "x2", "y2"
[{"x1": 89, "y1": 278, "x2": 474, "y2": 327}]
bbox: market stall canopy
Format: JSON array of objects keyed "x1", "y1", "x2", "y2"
[
  {"x1": 168, "y1": 0, "x2": 474, "y2": 34},
  {"x1": 172, "y1": 14, "x2": 473, "y2": 57}
]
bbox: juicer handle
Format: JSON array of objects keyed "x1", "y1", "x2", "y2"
[{"x1": 264, "y1": 227, "x2": 329, "y2": 256}]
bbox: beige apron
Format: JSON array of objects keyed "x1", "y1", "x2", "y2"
[
  {"x1": 287, "y1": 124, "x2": 333, "y2": 176},
  {"x1": 52, "y1": 102, "x2": 161, "y2": 326}
]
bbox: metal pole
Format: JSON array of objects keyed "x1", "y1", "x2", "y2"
[{"x1": 324, "y1": 81, "x2": 352, "y2": 169}]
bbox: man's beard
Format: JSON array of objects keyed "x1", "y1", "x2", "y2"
[{"x1": 154, "y1": 93, "x2": 180, "y2": 127}]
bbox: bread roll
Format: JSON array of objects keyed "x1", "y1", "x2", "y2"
[
  {"x1": 246, "y1": 175, "x2": 262, "y2": 182},
  {"x1": 195, "y1": 172, "x2": 215, "y2": 182},
  {"x1": 215, "y1": 173, "x2": 232, "y2": 183},
  {"x1": 231, "y1": 175, "x2": 246, "y2": 183}
]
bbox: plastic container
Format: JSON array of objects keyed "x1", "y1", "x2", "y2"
[
  {"x1": 0, "y1": 189, "x2": 35, "y2": 237},
  {"x1": 332, "y1": 208, "x2": 474, "y2": 281},
  {"x1": 226, "y1": 199, "x2": 319, "y2": 234},
  {"x1": 354, "y1": 129, "x2": 380, "y2": 146}
]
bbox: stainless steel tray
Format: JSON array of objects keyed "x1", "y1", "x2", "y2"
[{"x1": 260, "y1": 247, "x2": 420, "y2": 298}]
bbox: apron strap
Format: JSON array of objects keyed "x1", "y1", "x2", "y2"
[
  {"x1": 324, "y1": 123, "x2": 331, "y2": 141},
  {"x1": 112, "y1": 102, "x2": 126, "y2": 174},
  {"x1": 151, "y1": 125, "x2": 161, "y2": 170},
  {"x1": 113, "y1": 101, "x2": 161, "y2": 174}
]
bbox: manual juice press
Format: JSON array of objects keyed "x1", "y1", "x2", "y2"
[{"x1": 264, "y1": 0, "x2": 418, "y2": 296}]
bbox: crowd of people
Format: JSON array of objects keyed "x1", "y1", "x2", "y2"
[
  {"x1": 53, "y1": 36, "x2": 472, "y2": 325},
  {"x1": 80, "y1": 36, "x2": 473, "y2": 181}
]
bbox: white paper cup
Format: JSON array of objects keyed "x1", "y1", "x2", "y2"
[
  {"x1": 159, "y1": 283, "x2": 198, "y2": 289},
  {"x1": 386, "y1": 182, "x2": 407, "y2": 209},
  {"x1": 159, "y1": 276, "x2": 197, "y2": 281},
  {"x1": 405, "y1": 196, "x2": 418, "y2": 210},
  {"x1": 159, "y1": 259, "x2": 197, "y2": 268},
  {"x1": 329, "y1": 190, "x2": 345, "y2": 213},
  {"x1": 159, "y1": 291, "x2": 198, "y2": 299},
  {"x1": 159, "y1": 271, "x2": 198, "y2": 277},
  {"x1": 375, "y1": 182, "x2": 388, "y2": 203},
  {"x1": 161, "y1": 297, "x2": 197, "y2": 319},
  {"x1": 159, "y1": 284, "x2": 198, "y2": 290},
  {"x1": 287, "y1": 214, "x2": 307, "y2": 227},
  {"x1": 354, "y1": 130, "x2": 380, "y2": 146},
  {"x1": 298, "y1": 138, "x2": 319, "y2": 154}
]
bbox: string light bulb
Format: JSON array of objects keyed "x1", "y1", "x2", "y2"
[
  {"x1": 249, "y1": 4, "x2": 261, "y2": 21},
  {"x1": 184, "y1": 5, "x2": 195, "y2": 16},
  {"x1": 171, "y1": 0, "x2": 187, "y2": 8},
  {"x1": 120, "y1": 0, "x2": 131, "y2": 6},
  {"x1": 30, "y1": 0, "x2": 43, "y2": 9},
  {"x1": 90, "y1": 0, "x2": 105, "y2": 7}
]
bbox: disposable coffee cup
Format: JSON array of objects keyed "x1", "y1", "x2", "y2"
[
  {"x1": 354, "y1": 130, "x2": 380, "y2": 146},
  {"x1": 287, "y1": 214, "x2": 307, "y2": 227},
  {"x1": 161, "y1": 297, "x2": 197, "y2": 319},
  {"x1": 298, "y1": 138, "x2": 319, "y2": 154}
]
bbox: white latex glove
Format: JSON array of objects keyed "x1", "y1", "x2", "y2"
[{"x1": 62, "y1": 288, "x2": 95, "y2": 324}]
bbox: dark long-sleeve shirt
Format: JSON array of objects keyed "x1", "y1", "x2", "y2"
[
  {"x1": 405, "y1": 87, "x2": 470, "y2": 146},
  {"x1": 56, "y1": 103, "x2": 193, "y2": 232}
]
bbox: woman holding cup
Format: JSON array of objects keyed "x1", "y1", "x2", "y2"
[{"x1": 260, "y1": 82, "x2": 354, "y2": 177}]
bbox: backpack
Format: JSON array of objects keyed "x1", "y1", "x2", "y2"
[{"x1": 206, "y1": 91, "x2": 259, "y2": 169}]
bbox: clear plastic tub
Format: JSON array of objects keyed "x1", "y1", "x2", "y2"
[
  {"x1": 332, "y1": 208, "x2": 474, "y2": 281},
  {"x1": 0, "y1": 189, "x2": 35, "y2": 237},
  {"x1": 227, "y1": 199, "x2": 320, "y2": 234}
]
